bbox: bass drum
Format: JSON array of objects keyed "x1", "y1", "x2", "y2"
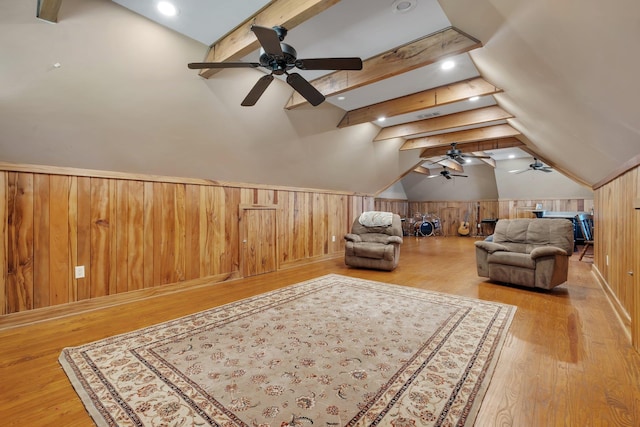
[{"x1": 418, "y1": 221, "x2": 434, "y2": 236}]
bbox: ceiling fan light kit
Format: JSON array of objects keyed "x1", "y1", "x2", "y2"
[{"x1": 188, "y1": 25, "x2": 363, "y2": 107}]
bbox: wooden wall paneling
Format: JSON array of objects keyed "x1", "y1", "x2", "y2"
[
  {"x1": 127, "y1": 181, "x2": 145, "y2": 291},
  {"x1": 202, "y1": 186, "x2": 217, "y2": 276},
  {"x1": 224, "y1": 187, "x2": 241, "y2": 275},
  {"x1": 311, "y1": 193, "x2": 328, "y2": 257},
  {"x1": 48, "y1": 175, "x2": 72, "y2": 306},
  {"x1": 277, "y1": 191, "x2": 294, "y2": 265},
  {"x1": 68, "y1": 177, "x2": 79, "y2": 303},
  {"x1": 77, "y1": 177, "x2": 91, "y2": 300},
  {"x1": 115, "y1": 180, "x2": 129, "y2": 294},
  {"x1": 107, "y1": 180, "x2": 118, "y2": 295},
  {"x1": 33, "y1": 174, "x2": 50, "y2": 309},
  {"x1": 143, "y1": 182, "x2": 155, "y2": 288},
  {"x1": 184, "y1": 184, "x2": 200, "y2": 281},
  {"x1": 175, "y1": 183, "x2": 187, "y2": 284},
  {"x1": 0, "y1": 172, "x2": 6, "y2": 315},
  {"x1": 90, "y1": 178, "x2": 111, "y2": 298},
  {"x1": 294, "y1": 192, "x2": 310, "y2": 261},
  {"x1": 7, "y1": 173, "x2": 34, "y2": 313},
  {"x1": 240, "y1": 206, "x2": 277, "y2": 277},
  {"x1": 328, "y1": 194, "x2": 348, "y2": 254},
  {"x1": 633, "y1": 169, "x2": 640, "y2": 350}
]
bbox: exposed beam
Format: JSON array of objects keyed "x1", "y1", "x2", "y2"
[
  {"x1": 413, "y1": 166, "x2": 432, "y2": 175},
  {"x1": 374, "y1": 105, "x2": 513, "y2": 141},
  {"x1": 418, "y1": 137, "x2": 524, "y2": 158},
  {"x1": 285, "y1": 27, "x2": 482, "y2": 109},
  {"x1": 37, "y1": 0, "x2": 62, "y2": 23},
  {"x1": 431, "y1": 158, "x2": 464, "y2": 172},
  {"x1": 339, "y1": 77, "x2": 501, "y2": 128},
  {"x1": 400, "y1": 124, "x2": 520, "y2": 151},
  {"x1": 198, "y1": 0, "x2": 341, "y2": 79}
]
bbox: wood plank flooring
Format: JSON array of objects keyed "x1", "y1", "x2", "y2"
[{"x1": 0, "y1": 236, "x2": 638, "y2": 426}]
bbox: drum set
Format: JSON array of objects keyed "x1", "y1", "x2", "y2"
[{"x1": 403, "y1": 212, "x2": 443, "y2": 237}]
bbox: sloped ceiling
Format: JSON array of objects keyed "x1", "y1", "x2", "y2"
[{"x1": 2, "y1": 0, "x2": 638, "y2": 196}]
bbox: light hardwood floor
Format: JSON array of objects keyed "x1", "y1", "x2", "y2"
[{"x1": 0, "y1": 237, "x2": 638, "y2": 426}]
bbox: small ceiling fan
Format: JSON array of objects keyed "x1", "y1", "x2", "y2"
[
  {"x1": 432, "y1": 143, "x2": 495, "y2": 166},
  {"x1": 427, "y1": 167, "x2": 468, "y2": 180},
  {"x1": 509, "y1": 158, "x2": 553, "y2": 174},
  {"x1": 188, "y1": 25, "x2": 363, "y2": 107}
]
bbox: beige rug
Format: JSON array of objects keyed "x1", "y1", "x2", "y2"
[{"x1": 59, "y1": 274, "x2": 515, "y2": 426}]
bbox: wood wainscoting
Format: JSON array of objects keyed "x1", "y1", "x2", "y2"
[
  {"x1": 593, "y1": 162, "x2": 640, "y2": 351},
  {"x1": 375, "y1": 198, "x2": 594, "y2": 236},
  {"x1": 0, "y1": 165, "x2": 374, "y2": 316}
]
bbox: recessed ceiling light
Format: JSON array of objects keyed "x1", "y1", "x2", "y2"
[
  {"x1": 377, "y1": 117, "x2": 386, "y2": 122},
  {"x1": 337, "y1": 96, "x2": 345, "y2": 101},
  {"x1": 465, "y1": 159, "x2": 472, "y2": 164},
  {"x1": 441, "y1": 60, "x2": 455, "y2": 70},
  {"x1": 468, "y1": 96, "x2": 480, "y2": 102},
  {"x1": 508, "y1": 154, "x2": 516, "y2": 159},
  {"x1": 392, "y1": 0, "x2": 417, "y2": 13},
  {"x1": 157, "y1": 1, "x2": 178, "y2": 16}
]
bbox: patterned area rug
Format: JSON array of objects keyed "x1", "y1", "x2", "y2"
[{"x1": 59, "y1": 274, "x2": 515, "y2": 426}]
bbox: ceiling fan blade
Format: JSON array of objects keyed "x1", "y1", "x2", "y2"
[
  {"x1": 188, "y1": 62, "x2": 260, "y2": 69},
  {"x1": 251, "y1": 25, "x2": 284, "y2": 57},
  {"x1": 295, "y1": 57, "x2": 363, "y2": 70},
  {"x1": 241, "y1": 75, "x2": 274, "y2": 106},
  {"x1": 540, "y1": 167, "x2": 553, "y2": 172},
  {"x1": 286, "y1": 73, "x2": 325, "y2": 106},
  {"x1": 451, "y1": 174, "x2": 469, "y2": 177}
]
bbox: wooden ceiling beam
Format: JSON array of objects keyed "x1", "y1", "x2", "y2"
[
  {"x1": 374, "y1": 105, "x2": 513, "y2": 141},
  {"x1": 339, "y1": 77, "x2": 501, "y2": 128},
  {"x1": 37, "y1": 0, "x2": 62, "y2": 23},
  {"x1": 198, "y1": 0, "x2": 341, "y2": 79},
  {"x1": 418, "y1": 137, "x2": 524, "y2": 158},
  {"x1": 285, "y1": 27, "x2": 482, "y2": 109},
  {"x1": 399, "y1": 124, "x2": 520, "y2": 152},
  {"x1": 413, "y1": 166, "x2": 432, "y2": 175}
]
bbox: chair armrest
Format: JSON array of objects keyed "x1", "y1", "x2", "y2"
[
  {"x1": 474, "y1": 241, "x2": 509, "y2": 253},
  {"x1": 386, "y1": 236, "x2": 403, "y2": 245},
  {"x1": 344, "y1": 233, "x2": 362, "y2": 243},
  {"x1": 530, "y1": 246, "x2": 567, "y2": 259}
]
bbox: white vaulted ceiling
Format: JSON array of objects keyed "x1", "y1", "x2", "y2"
[{"x1": 1, "y1": 0, "x2": 638, "y2": 196}]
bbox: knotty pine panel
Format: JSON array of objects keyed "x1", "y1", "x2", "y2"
[
  {"x1": 33, "y1": 174, "x2": 50, "y2": 309},
  {"x1": 6, "y1": 173, "x2": 34, "y2": 313},
  {"x1": 593, "y1": 166, "x2": 640, "y2": 350},
  {"x1": 0, "y1": 173, "x2": 6, "y2": 315},
  {"x1": 0, "y1": 169, "x2": 369, "y2": 315}
]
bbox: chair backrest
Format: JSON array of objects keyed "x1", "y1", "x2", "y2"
[
  {"x1": 351, "y1": 213, "x2": 403, "y2": 237},
  {"x1": 575, "y1": 213, "x2": 594, "y2": 241},
  {"x1": 493, "y1": 218, "x2": 574, "y2": 254}
]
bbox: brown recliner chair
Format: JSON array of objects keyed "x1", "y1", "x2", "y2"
[
  {"x1": 474, "y1": 218, "x2": 574, "y2": 290},
  {"x1": 344, "y1": 212, "x2": 403, "y2": 271}
]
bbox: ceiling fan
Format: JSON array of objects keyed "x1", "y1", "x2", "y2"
[
  {"x1": 509, "y1": 158, "x2": 553, "y2": 174},
  {"x1": 427, "y1": 167, "x2": 468, "y2": 180},
  {"x1": 432, "y1": 143, "x2": 495, "y2": 166},
  {"x1": 188, "y1": 25, "x2": 363, "y2": 107}
]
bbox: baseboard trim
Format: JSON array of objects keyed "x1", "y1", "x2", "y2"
[
  {"x1": 591, "y1": 264, "x2": 631, "y2": 341},
  {"x1": 0, "y1": 272, "x2": 240, "y2": 332}
]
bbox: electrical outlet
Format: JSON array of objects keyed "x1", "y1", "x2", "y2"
[
  {"x1": 74, "y1": 265, "x2": 85, "y2": 279},
  {"x1": 332, "y1": 235, "x2": 336, "y2": 242}
]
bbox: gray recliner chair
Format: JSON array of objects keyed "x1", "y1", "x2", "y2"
[
  {"x1": 344, "y1": 212, "x2": 403, "y2": 271},
  {"x1": 474, "y1": 218, "x2": 574, "y2": 290}
]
